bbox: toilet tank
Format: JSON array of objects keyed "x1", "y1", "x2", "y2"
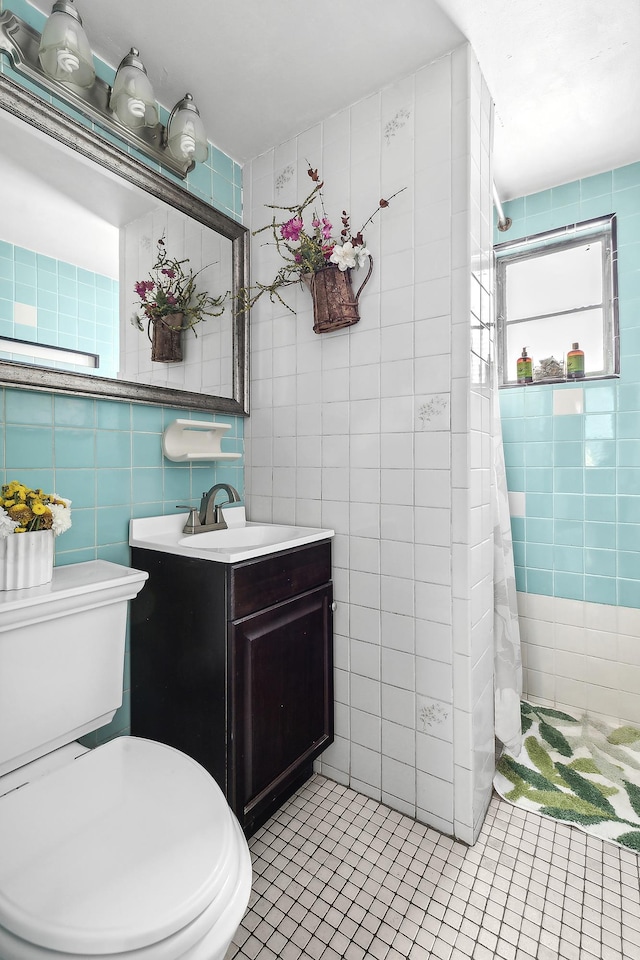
[{"x1": 0, "y1": 560, "x2": 148, "y2": 777}]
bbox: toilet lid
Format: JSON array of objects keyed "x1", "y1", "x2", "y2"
[{"x1": 0, "y1": 737, "x2": 238, "y2": 955}]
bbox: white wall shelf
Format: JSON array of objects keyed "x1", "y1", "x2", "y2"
[{"x1": 161, "y1": 420, "x2": 242, "y2": 462}]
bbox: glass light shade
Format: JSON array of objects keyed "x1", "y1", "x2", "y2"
[
  {"x1": 166, "y1": 94, "x2": 208, "y2": 165},
  {"x1": 38, "y1": 0, "x2": 95, "y2": 88},
  {"x1": 109, "y1": 48, "x2": 159, "y2": 130}
]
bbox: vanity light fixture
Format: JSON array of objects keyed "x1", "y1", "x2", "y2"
[
  {"x1": 165, "y1": 94, "x2": 208, "y2": 165},
  {"x1": 0, "y1": 7, "x2": 207, "y2": 179},
  {"x1": 38, "y1": 0, "x2": 95, "y2": 88},
  {"x1": 109, "y1": 48, "x2": 159, "y2": 130}
]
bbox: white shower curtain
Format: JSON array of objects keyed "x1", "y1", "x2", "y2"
[{"x1": 492, "y1": 367, "x2": 523, "y2": 754}]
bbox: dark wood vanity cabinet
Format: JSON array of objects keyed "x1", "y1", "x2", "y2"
[{"x1": 130, "y1": 540, "x2": 334, "y2": 836}]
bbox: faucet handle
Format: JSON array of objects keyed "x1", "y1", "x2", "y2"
[{"x1": 176, "y1": 506, "x2": 200, "y2": 535}]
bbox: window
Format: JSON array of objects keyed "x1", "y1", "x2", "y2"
[{"x1": 495, "y1": 215, "x2": 618, "y2": 386}]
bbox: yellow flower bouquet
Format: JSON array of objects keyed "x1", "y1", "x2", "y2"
[{"x1": 0, "y1": 481, "x2": 71, "y2": 537}]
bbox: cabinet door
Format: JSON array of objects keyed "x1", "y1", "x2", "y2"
[
  {"x1": 230, "y1": 583, "x2": 333, "y2": 831},
  {"x1": 130, "y1": 548, "x2": 228, "y2": 793}
]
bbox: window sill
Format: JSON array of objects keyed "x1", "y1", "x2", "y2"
[{"x1": 499, "y1": 374, "x2": 620, "y2": 389}]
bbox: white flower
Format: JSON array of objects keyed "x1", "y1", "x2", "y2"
[
  {"x1": 0, "y1": 507, "x2": 19, "y2": 539},
  {"x1": 50, "y1": 501, "x2": 72, "y2": 537},
  {"x1": 353, "y1": 244, "x2": 370, "y2": 269},
  {"x1": 330, "y1": 242, "x2": 357, "y2": 271}
]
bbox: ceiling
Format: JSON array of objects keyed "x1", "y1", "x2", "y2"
[{"x1": 28, "y1": 0, "x2": 640, "y2": 201}]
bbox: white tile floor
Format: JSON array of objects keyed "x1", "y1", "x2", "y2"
[{"x1": 227, "y1": 775, "x2": 640, "y2": 960}]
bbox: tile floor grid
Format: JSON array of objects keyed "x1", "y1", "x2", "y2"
[{"x1": 226, "y1": 775, "x2": 640, "y2": 960}]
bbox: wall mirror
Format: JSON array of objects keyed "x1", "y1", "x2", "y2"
[{"x1": 0, "y1": 75, "x2": 249, "y2": 416}]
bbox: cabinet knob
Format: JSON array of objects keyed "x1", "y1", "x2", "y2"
[{"x1": 331, "y1": 601, "x2": 337, "y2": 612}]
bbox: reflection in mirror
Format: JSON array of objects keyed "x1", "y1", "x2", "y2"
[{"x1": 0, "y1": 76, "x2": 249, "y2": 415}]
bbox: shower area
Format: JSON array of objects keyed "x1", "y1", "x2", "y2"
[{"x1": 495, "y1": 163, "x2": 640, "y2": 734}]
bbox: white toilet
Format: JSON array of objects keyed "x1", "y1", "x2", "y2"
[{"x1": 0, "y1": 560, "x2": 252, "y2": 960}]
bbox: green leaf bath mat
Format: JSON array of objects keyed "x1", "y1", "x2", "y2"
[{"x1": 494, "y1": 701, "x2": 640, "y2": 852}]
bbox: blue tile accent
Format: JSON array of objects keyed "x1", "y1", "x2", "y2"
[
  {"x1": 96, "y1": 469, "x2": 131, "y2": 506},
  {"x1": 553, "y1": 416, "x2": 583, "y2": 442},
  {"x1": 526, "y1": 569, "x2": 553, "y2": 595},
  {"x1": 585, "y1": 576, "x2": 616, "y2": 604},
  {"x1": 505, "y1": 467, "x2": 525, "y2": 490},
  {"x1": 554, "y1": 520, "x2": 583, "y2": 546},
  {"x1": 132, "y1": 468, "x2": 164, "y2": 503},
  {"x1": 510, "y1": 517, "x2": 525, "y2": 541},
  {"x1": 618, "y1": 496, "x2": 640, "y2": 524},
  {"x1": 5, "y1": 389, "x2": 53, "y2": 425},
  {"x1": 96, "y1": 505, "x2": 134, "y2": 545},
  {"x1": 527, "y1": 493, "x2": 553, "y2": 518},
  {"x1": 524, "y1": 441, "x2": 552, "y2": 466},
  {"x1": 554, "y1": 572, "x2": 584, "y2": 601},
  {"x1": 513, "y1": 541, "x2": 525, "y2": 567},
  {"x1": 499, "y1": 162, "x2": 640, "y2": 607},
  {"x1": 61, "y1": 508, "x2": 97, "y2": 551},
  {"x1": 504, "y1": 441, "x2": 525, "y2": 467},
  {"x1": 526, "y1": 468, "x2": 553, "y2": 493},
  {"x1": 619, "y1": 579, "x2": 640, "y2": 607},
  {"x1": 6, "y1": 426, "x2": 54, "y2": 469},
  {"x1": 585, "y1": 414, "x2": 615, "y2": 440},
  {"x1": 617, "y1": 523, "x2": 640, "y2": 551},
  {"x1": 554, "y1": 468, "x2": 583, "y2": 494},
  {"x1": 97, "y1": 401, "x2": 132, "y2": 431},
  {"x1": 584, "y1": 520, "x2": 616, "y2": 550},
  {"x1": 132, "y1": 404, "x2": 164, "y2": 432},
  {"x1": 551, "y1": 181, "x2": 581, "y2": 207},
  {"x1": 54, "y1": 427, "x2": 95, "y2": 468},
  {"x1": 580, "y1": 171, "x2": 612, "y2": 200},
  {"x1": 584, "y1": 469, "x2": 616, "y2": 494},
  {"x1": 526, "y1": 518, "x2": 554, "y2": 543},
  {"x1": 584, "y1": 495, "x2": 616, "y2": 522},
  {"x1": 618, "y1": 467, "x2": 640, "y2": 495},
  {"x1": 54, "y1": 395, "x2": 95, "y2": 428},
  {"x1": 554, "y1": 494, "x2": 584, "y2": 521},
  {"x1": 498, "y1": 390, "x2": 525, "y2": 418},
  {"x1": 554, "y1": 545, "x2": 583, "y2": 574},
  {"x1": 96, "y1": 431, "x2": 132, "y2": 469},
  {"x1": 585, "y1": 548, "x2": 616, "y2": 577},
  {"x1": 553, "y1": 442, "x2": 582, "y2": 467},
  {"x1": 527, "y1": 542, "x2": 553, "y2": 569},
  {"x1": 617, "y1": 551, "x2": 640, "y2": 580},
  {"x1": 501, "y1": 418, "x2": 525, "y2": 443},
  {"x1": 525, "y1": 417, "x2": 553, "y2": 442}
]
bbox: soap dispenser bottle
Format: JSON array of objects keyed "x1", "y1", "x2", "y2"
[
  {"x1": 516, "y1": 347, "x2": 533, "y2": 384},
  {"x1": 566, "y1": 342, "x2": 585, "y2": 379}
]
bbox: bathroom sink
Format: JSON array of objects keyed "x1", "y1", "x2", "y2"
[
  {"x1": 129, "y1": 510, "x2": 333, "y2": 564},
  {"x1": 179, "y1": 523, "x2": 308, "y2": 550}
]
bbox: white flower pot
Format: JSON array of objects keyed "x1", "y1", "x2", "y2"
[{"x1": 0, "y1": 530, "x2": 54, "y2": 590}]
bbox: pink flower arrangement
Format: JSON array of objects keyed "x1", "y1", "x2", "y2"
[
  {"x1": 244, "y1": 166, "x2": 404, "y2": 313},
  {"x1": 131, "y1": 236, "x2": 225, "y2": 336}
]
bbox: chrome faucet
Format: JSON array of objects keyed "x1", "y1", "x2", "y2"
[{"x1": 178, "y1": 483, "x2": 241, "y2": 535}]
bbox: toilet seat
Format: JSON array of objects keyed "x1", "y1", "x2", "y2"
[{"x1": 0, "y1": 737, "x2": 251, "y2": 959}]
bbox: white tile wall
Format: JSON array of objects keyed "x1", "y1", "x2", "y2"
[
  {"x1": 518, "y1": 590, "x2": 640, "y2": 726},
  {"x1": 244, "y1": 43, "x2": 495, "y2": 841}
]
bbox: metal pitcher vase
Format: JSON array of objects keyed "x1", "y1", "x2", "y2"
[
  {"x1": 304, "y1": 258, "x2": 373, "y2": 334},
  {"x1": 149, "y1": 312, "x2": 185, "y2": 362}
]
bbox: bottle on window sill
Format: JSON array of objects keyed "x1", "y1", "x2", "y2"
[
  {"x1": 516, "y1": 347, "x2": 533, "y2": 384},
  {"x1": 566, "y1": 342, "x2": 585, "y2": 380}
]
